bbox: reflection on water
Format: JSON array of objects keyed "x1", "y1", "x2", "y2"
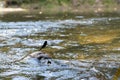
[{"x1": 0, "y1": 13, "x2": 120, "y2": 80}]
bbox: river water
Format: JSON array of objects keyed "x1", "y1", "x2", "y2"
[{"x1": 0, "y1": 13, "x2": 120, "y2": 80}]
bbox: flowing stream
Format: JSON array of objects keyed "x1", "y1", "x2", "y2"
[{"x1": 0, "y1": 13, "x2": 120, "y2": 80}]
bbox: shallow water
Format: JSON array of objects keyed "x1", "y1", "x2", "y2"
[{"x1": 0, "y1": 13, "x2": 120, "y2": 80}]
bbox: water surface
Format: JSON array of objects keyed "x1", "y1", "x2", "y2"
[{"x1": 0, "y1": 13, "x2": 120, "y2": 80}]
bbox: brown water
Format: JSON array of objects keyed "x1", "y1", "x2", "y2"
[{"x1": 0, "y1": 13, "x2": 120, "y2": 80}]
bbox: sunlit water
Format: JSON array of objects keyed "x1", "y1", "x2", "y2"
[{"x1": 0, "y1": 13, "x2": 120, "y2": 80}]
